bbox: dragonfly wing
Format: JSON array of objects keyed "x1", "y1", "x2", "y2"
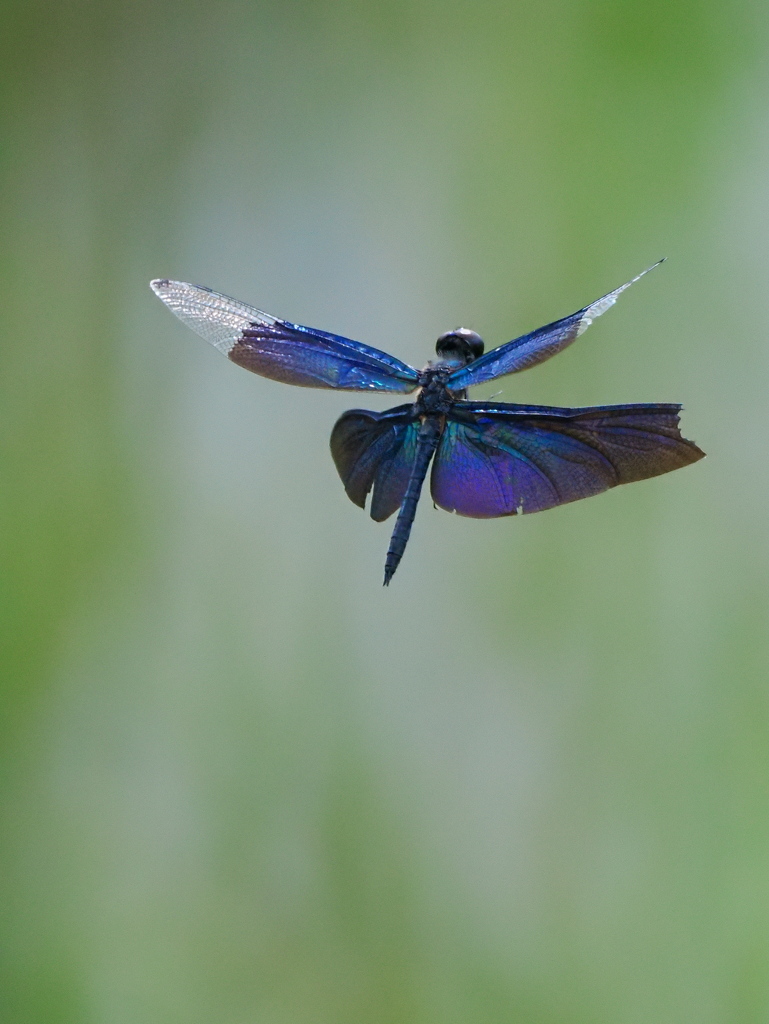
[
  {"x1": 431, "y1": 400, "x2": 704, "y2": 517},
  {"x1": 151, "y1": 280, "x2": 420, "y2": 393},
  {"x1": 330, "y1": 405, "x2": 420, "y2": 521},
  {"x1": 447, "y1": 261, "x2": 664, "y2": 390}
]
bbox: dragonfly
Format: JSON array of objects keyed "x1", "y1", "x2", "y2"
[{"x1": 150, "y1": 261, "x2": 704, "y2": 585}]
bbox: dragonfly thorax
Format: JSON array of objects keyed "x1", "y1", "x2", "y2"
[{"x1": 415, "y1": 367, "x2": 457, "y2": 414}]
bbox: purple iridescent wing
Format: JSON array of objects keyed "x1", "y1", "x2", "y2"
[
  {"x1": 330, "y1": 405, "x2": 420, "y2": 521},
  {"x1": 447, "y1": 262, "x2": 664, "y2": 391},
  {"x1": 150, "y1": 280, "x2": 419, "y2": 393},
  {"x1": 431, "y1": 401, "x2": 704, "y2": 517}
]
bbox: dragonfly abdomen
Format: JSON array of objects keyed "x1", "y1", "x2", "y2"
[{"x1": 383, "y1": 417, "x2": 443, "y2": 586}]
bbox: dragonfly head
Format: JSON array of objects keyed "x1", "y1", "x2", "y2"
[{"x1": 435, "y1": 328, "x2": 484, "y2": 366}]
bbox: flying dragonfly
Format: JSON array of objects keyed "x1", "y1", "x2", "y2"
[{"x1": 150, "y1": 261, "x2": 704, "y2": 585}]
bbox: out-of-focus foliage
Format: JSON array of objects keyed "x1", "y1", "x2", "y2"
[{"x1": 1, "y1": 1, "x2": 768, "y2": 1021}]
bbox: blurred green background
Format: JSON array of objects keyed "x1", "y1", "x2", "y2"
[{"x1": 1, "y1": 0, "x2": 767, "y2": 1020}]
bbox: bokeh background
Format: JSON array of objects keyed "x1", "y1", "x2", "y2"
[{"x1": 2, "y1": 0, "x2": 768, "y2": 1020}]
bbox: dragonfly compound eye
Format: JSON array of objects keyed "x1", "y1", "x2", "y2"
[{"x1": 435, "y1": 328, "x2": 484, "y2": 363}]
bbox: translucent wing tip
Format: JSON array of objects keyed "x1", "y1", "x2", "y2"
[
  {"x1": 149, "y1": 278, "x2": 221, "y2": 308},
  {"x1": 149, "y1": 277, "x2": 172, "y2": 296},
  {"x1": 149, "y1": 278, "x2": 274, "y2": 356},
  {"x1": 149, "y1": 277, "x2": 213, "y2": 311},
  {"x1": 576, "y1": 257, "x2": 666, "y2": 337},
  {"x1": 150, "y1": 277, "x2": 204, "y2": 305}
]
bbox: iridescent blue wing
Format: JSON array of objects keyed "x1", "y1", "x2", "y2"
[
  {"x1": 431, "y1": 400, "x2": 704, "y2": 517},
  {"x1": 330, "y1": 405, "x2": 420, "y2": 521},
  {"x1": 447, "y1": 262, "x2": 664, "y2": 391},
  {"x1": 150, "y1": 280, "x2": 420, "y2": 393}
]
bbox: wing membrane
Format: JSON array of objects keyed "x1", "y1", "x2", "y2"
[
  {"x1": 330, "y1": 405, "x2": 419, "y2": 521},
  {"x1": 151, "y1": 280, "x2": 420, "y2": 393},
  {"x1": 431, "y1": 400, "x2": 704, "y2": 517},
  {"x1": 447, "y1": 262, "x2": 664, "y2": 391}
]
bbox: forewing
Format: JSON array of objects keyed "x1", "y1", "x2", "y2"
[
  {"x1": 330, "y1": 405, "x2": 419, "y2": 521},
  {"x1": 447, "y1": 261, "x2": 664, "y2": 390},
  {"x1": 151, "y1": 280, "x2": 419, "y2": 393},
  {"x1": 431, "y1": 400, "x2": 704, "y2": 517}
]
